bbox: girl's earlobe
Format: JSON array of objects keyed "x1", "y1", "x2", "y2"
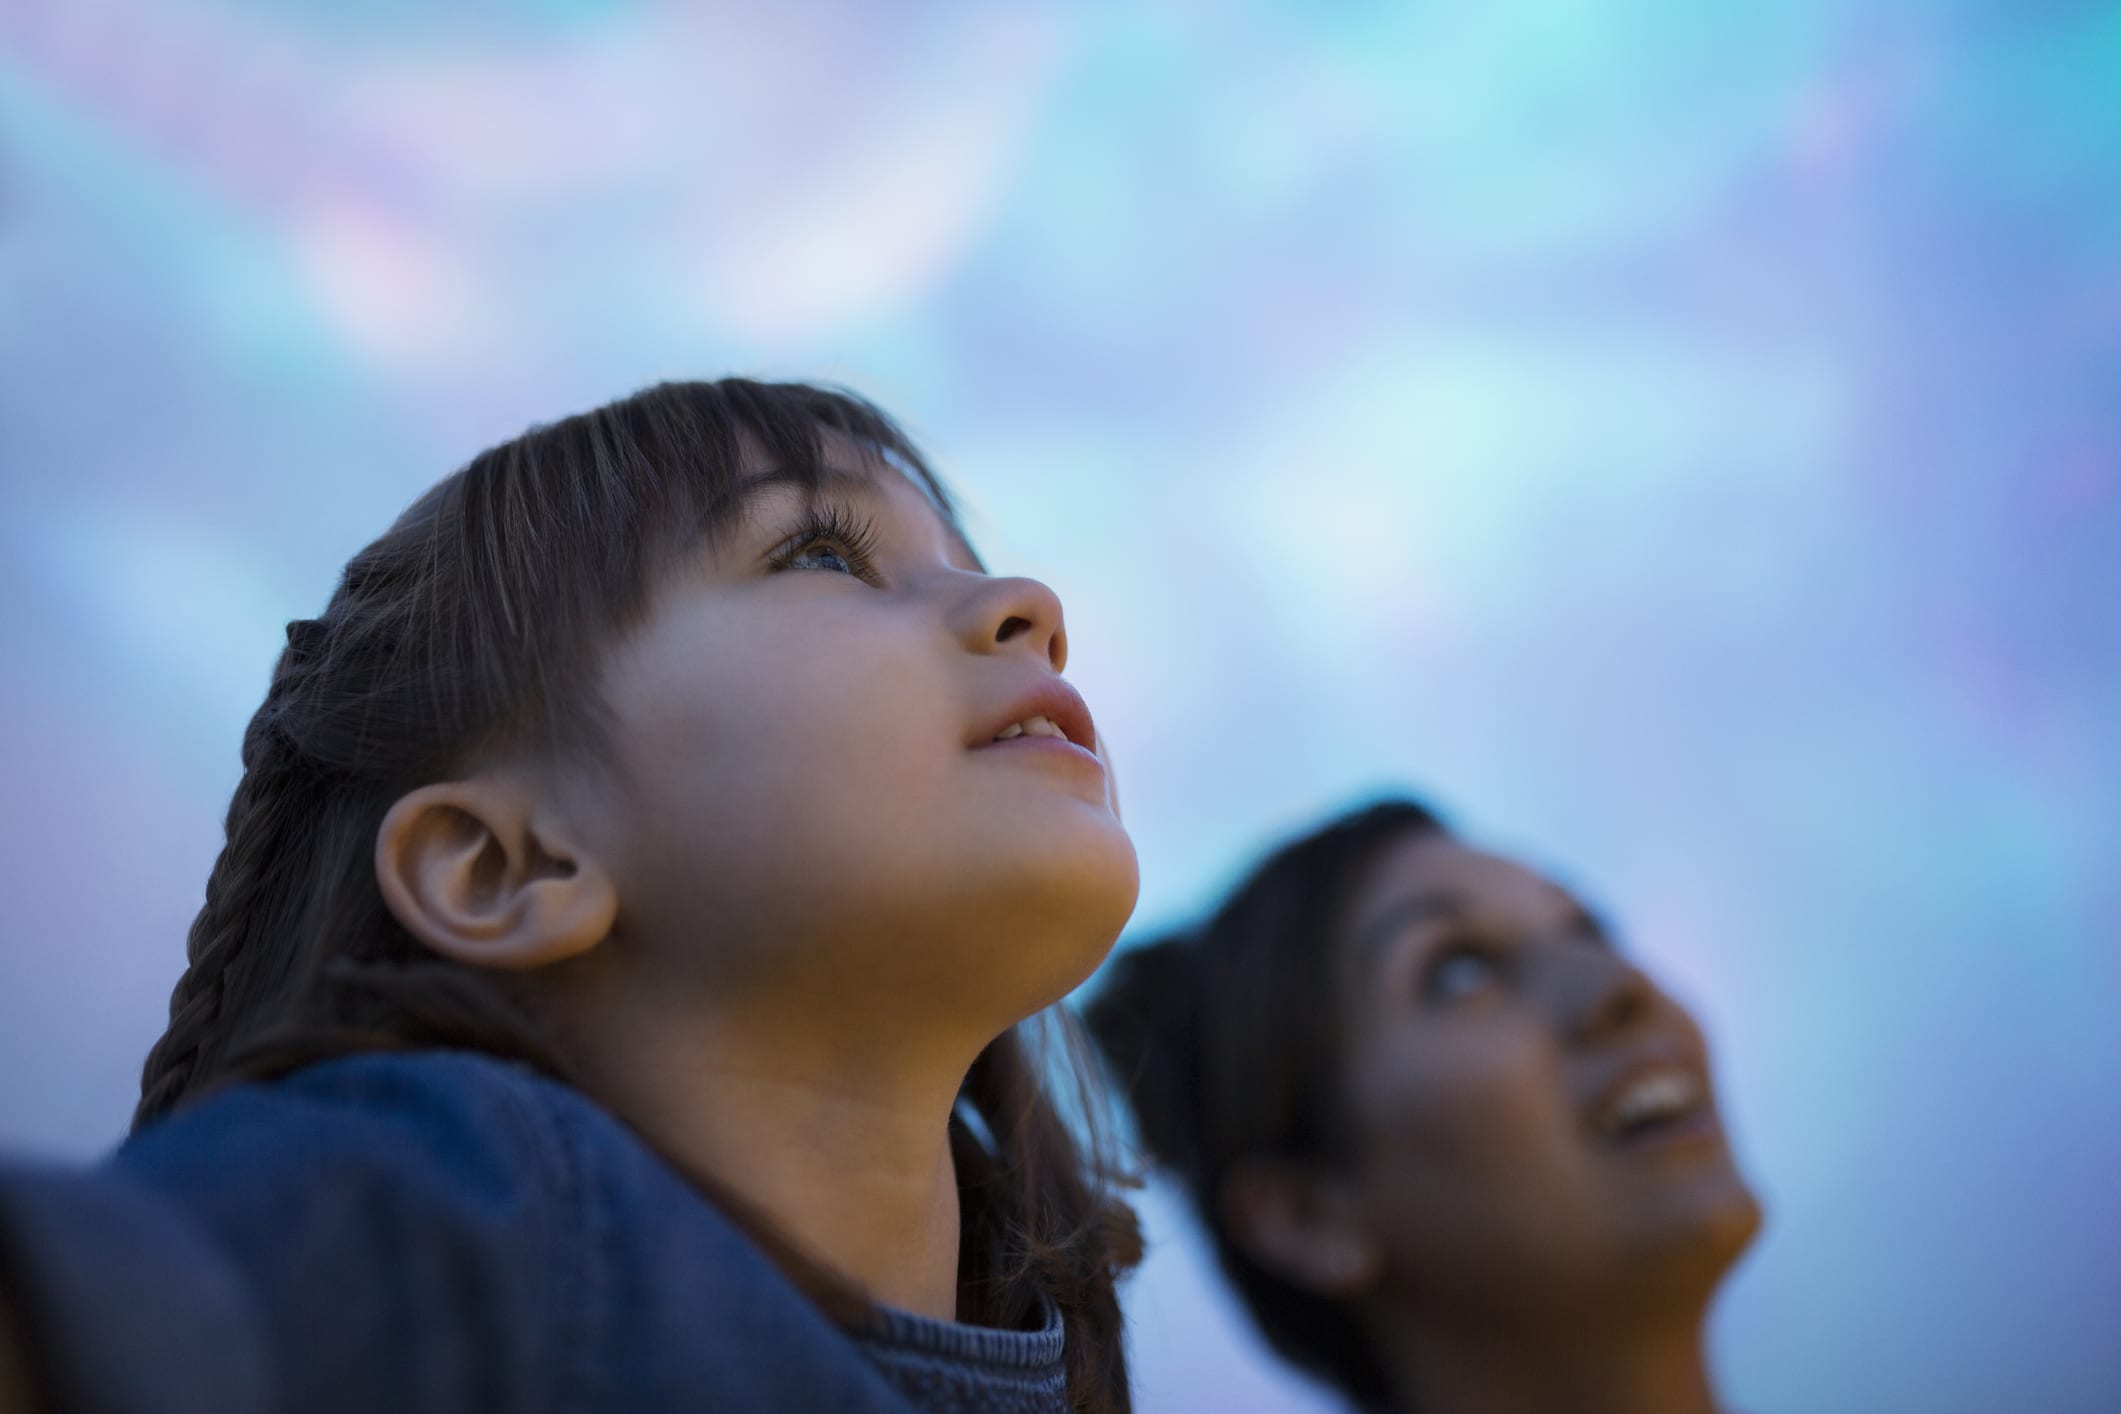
[{"x1": 375, "y1": 780, "x2": 618, "y2": 972}]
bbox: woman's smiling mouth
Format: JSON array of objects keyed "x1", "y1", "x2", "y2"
[{"x1": 1588, "y1": 1061, "x2": 1720, "y2": 1150}]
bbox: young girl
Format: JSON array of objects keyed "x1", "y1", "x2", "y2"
[
  {"x1": 1088, "y1": 800, "x2": 1761, "y2": 1414},
  {"x1": 0, "y1": 380, "x2": 1142, "y2": 1413}
]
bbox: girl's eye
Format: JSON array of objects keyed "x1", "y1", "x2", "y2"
[
  {"x1": 769, "y1": 506, "x2": 881, "y2": 582},
  {"x1": 785, "y1": 541, "x2": 860, "y2": 575},
  {"x1": 1424, "y1": 940, "x2": 1505, "y2": 1005}
]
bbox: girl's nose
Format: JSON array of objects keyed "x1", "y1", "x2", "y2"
[{"x1": 951, "y1": 574, "x2": 1068, "y2": 672}]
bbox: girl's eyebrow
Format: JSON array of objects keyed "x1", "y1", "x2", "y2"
[{"x1": 703, "y1": 465, "x2": 877, "y2": 522}]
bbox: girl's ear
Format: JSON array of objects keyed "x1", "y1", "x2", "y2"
[
  {"x1": 1220, "y1": 1156, "x2": 1382, "y2": 1299},
  {"x1": 375, "y1": 777, "x2": 617, "y2": 971}
]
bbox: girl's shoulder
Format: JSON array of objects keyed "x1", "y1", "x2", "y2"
[
  {"x1": 1, "y1": 1051, "x2": 922, "y2": 1414},
  {"x1": 118, "y1": 1049, "x2": 594, "y2": 1214}
]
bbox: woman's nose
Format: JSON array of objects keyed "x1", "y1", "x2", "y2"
[{"x1": 1556, "y1": 942, "x2": 1658, "y2": 1046}]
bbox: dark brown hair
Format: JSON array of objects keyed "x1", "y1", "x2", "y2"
[
  {"x1": 135, "y1": 378, "x2": 1139, "y2": 1412},
  {"x1": 1085, "y1": 799, "x2": 1445, "y2": 1409}
]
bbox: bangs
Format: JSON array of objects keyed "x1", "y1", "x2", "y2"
[{"x1": 629, "y1": 380, "x2": 961, "y2": 557}]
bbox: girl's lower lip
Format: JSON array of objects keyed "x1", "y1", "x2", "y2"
[{"x1": 979, "y1": 735, "x2": 1105, "y2": 772}]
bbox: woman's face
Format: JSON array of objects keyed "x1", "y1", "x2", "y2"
[
  {"x1": 1328, "y1": 831, "x2": 1759, "y2": 1322},
  {"x1": 579, "y1": 438, "x2": 1138, "y2": 1049}
]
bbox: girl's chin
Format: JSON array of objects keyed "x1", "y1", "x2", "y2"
[{"x1": 964, "y1": 808, "x2": 1138, "y2": 906}]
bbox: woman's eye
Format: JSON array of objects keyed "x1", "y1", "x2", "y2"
[{"x1": 1424, "y1": 943, "x2": 1503, "y2": 1004}]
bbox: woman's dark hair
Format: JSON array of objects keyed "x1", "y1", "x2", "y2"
[
  {"x1": 136, "y1": 378, "x2": 1139, "y2": 1413},
  {"x1": 1085, "y1": 799, "x2": 1445, "y2": 1408}
]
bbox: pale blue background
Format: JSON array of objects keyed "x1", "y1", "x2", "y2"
[{"x1": 2, "y1": 3, "x2": 2117, "y2": 1411}]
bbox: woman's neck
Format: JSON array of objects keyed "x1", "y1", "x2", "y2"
[
  {"x1": 1375, "y1": 1306, "x2": 1721, "y2": 1414},
  {"x1": 570, "y1": 993, "x2": 984, "y2": 1322}
]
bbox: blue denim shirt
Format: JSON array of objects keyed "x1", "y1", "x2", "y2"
[{"x1": 0, "y1": 1052, "x2": 1069, "y2": 1414}]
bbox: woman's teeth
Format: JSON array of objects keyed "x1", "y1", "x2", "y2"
[
  {"x1": 1598, "y1": 1068, "x2": 1703, "y2": 1142},
  {"x1": 994, "y1": 715, "x2": 1068, "y2": 742}
]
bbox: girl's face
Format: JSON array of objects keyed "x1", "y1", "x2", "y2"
[
  {"x1": 1329, "y1": 831, "x2": 1759, "y2": 1321},
  {"x1": 580, "y1": 441, "x2": 1138, "y2": 1048}
]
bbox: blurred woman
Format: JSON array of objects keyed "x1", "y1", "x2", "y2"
[{"x1": 1088, "y1": 800, "x2": 1760, "y2": 1414}]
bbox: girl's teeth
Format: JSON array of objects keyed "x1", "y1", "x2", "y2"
[{"x1": 995, "y1": 715, "x2": 1067, "y2": 743}]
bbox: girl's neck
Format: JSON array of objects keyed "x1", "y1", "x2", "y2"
[
  {"x1": 571, "y1": 995, "x2": 982, "y2": 1322},
  {"x1": 1376, "y1": 1304, "x2": 1721, "y2": 1414}
]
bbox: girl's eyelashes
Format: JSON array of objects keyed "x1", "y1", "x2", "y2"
[{"x1": 767, "y1": 504, "x2": 884, "y2": 583}]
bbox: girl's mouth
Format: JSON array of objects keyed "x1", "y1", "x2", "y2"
[
  {"x1": 992, "y1": 715, "x2": 1071, "y2": 743},
  {"x1": 982, "y1": 716, "x2": 1106, "y2": 777},
  {"x1": 976, "y1": 679, "x2": 1097, "y2": 754}
]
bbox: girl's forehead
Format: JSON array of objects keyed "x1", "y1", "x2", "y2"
[
  {"x1": 862, "y1": 444, "x2": 984, "y2": 569},
  {"x1": 873, "y1": 441, "x2": 955, "y2": 526}
]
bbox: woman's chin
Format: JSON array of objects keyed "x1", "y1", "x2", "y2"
[
  {"x1": 1623, "y1": 1171, "x2": 1764, "y2": 1302},
  {"x1": 1710, "y1": 1181, "x2": 1765, "y2": 1273}
]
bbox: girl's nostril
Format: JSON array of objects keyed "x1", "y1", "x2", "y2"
[{"x1": 995, "y1": 615, "x2": 1034, "y2": 643}]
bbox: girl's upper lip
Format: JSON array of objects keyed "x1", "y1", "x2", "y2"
[{"x1": 977, "y1": 678, "x2": 1097, "y2": 753}]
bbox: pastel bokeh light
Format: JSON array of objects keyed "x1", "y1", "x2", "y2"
[{"x1": 3, "y1": 3, "x2": 2117, "y2": 1411}]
